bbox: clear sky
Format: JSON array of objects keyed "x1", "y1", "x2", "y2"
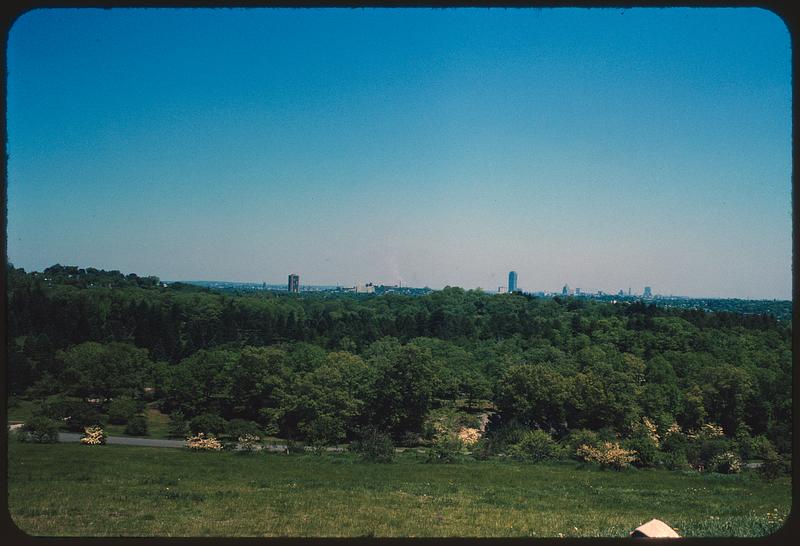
[{"x1": 7, "y1": 8, "x2": 792, "y2": 299}]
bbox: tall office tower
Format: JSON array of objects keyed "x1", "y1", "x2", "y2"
[
  {"x1": 508, "y1": 271, "x2": 518, "y2": 293},
  {"x1": 643, "y1": 286, "x2": 652, "y2": 299},
  {"x1": 288, "y1": 274, "x2": 299, "y2": 293},
  {"x1": 562, "y1": 284, "x2": 570, "y2": 296}
]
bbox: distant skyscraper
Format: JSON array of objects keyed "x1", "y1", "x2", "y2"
[
  {"x1": 643, "y1": 286, "x2": 653, "y2": 299},
  {"x1": 508, "y1": 271, "x2": 518, "y2": 293},
  {"x1": 288, "y1": 273, "x2": 299, "y2": 293},
  {"x1": 562, "y1": 284, "x2": 569, "y2": 296}
]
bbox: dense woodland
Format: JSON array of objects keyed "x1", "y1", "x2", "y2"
[{"x1": 6, "y1": 264, "x2": 793, "y2": 464}]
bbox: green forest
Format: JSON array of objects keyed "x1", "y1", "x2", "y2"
[{"x1": 6, "y1": 264, "x2": 792, "y2": 472}]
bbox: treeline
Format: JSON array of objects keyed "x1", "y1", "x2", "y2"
[{"x1": 6, "y1": 264, "x2": 793, "y2": 456}]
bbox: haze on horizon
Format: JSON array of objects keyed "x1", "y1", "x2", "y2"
[{"x1": 7, "y1": 8, "x2": 792, "y2": 300}]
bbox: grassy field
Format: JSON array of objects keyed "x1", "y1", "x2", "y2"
[{"x1": 8, "y1": 440, "x2": 790, "y2": 537}]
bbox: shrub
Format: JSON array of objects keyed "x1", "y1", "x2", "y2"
[
  {"x1": 660, "y1": 451, "x2": 691, "y2": 471},
  {"x1": 167, "y1": 411, "x2": 190, "y2": 438},
  {"x1": 124, "y1": 414, "x2": 148, "y2": 436},
  {"x1": 426, "y1": 432, "x2": 466, "y2": 464},
  {"x1": 622, "y1": 434, "x2": 659, "y2": 468},
  {"x1": 284, "y1": 439, "x2": 307, "y2": 454},
  {"x1": 562, "y1": 429, "x2": 602, "y2": 460},
  {"x1": 185, "y1": 432, "x2": 223, "y2": 451},
  {"x1": 350, "y1": 426, "x2": 395, "y2": 463},
  {"x1": 687, "y1": 435, "x2": 733, "y2": 472},
  {"x1": 661, "y1": 424, "x2": 689, "y2": 458},
  {"x1": 709, "y1": 451, "x2": 742, "y2": 474},
  {"x1": 758, "y1": 453, "x2": 790, "y2": 481},
  {"x1": 302, "y1": 414, "x2": 346, "y2": 447},
  {"x1": 508, "y1": 429, "x2": 560, "y2": 462},
  {"x1": 748, "y1": 435, "x2": 779, "y2": 461},
  {"x1": 576, "y1": 442, "x2": 637, "y2": 470},
  {"x1": 235, "y1": 434, "x2": 262, "y2": 454},
  {"x1": 470, "y1": 437, "x2": 498, "y2": 460},
  {"x1": 225, "y1": 419, "x2": 263, "y2": 441},
  {"x1": 107, "y1": 397, "x2": 140, "y2": 425},
  {"x1": 457, "y1": 427, "x2": 482, "y2": 447},
  {"x1": 80, "y1": 426, "x2": 106, "y2": 445},
  {"x1": 189, "y1": 413, "x2": 227, "y2": 436},
  {"x1": 422, "y1": 407, "x2": 482, "y2": 442},
  {"x1": 33, "y1": 394, "x2": 73, "y2": 420},
  {"x1": 479, "y1": 420, "x2": 528, "y2": 455},
  {"x1": 17, "y1": 416, "x2": 60, "y2": 443},
  {"x1": 65, "y1": 402, "x2": 103, "y2": 433}
]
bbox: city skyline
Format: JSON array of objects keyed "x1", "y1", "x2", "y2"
[{"x1": 7, "y1": 8, "x2": 792, "y2": 300}]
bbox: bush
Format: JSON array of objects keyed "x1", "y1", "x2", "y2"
[
  {"x1": 576, "y1": 442, "x2": 637, "y2": 470},
  {"x1": 562, "y1": 429, "x2": 602, "y2": 461},
  {"x1": 17, "y1": 416, "x2": 60, "y2": 443},
  {"x1": 185, "y1": 432, "x2": 222, "y2": 451},
  {"x1": 235, "y1": 434, "x2": 262, "y2": 454},
  {"x1": 687, "y1": 436, "x2": 734, "y2": 472},
  {"x1": 224, "y1": 419, "x2": 263, "y2": 441},
  {"x1": 167, "y1": 411, "x2": 190, "y2": 438},
  {"x1": 124, "y1": 414, "x2": 148, "y2": 436},
  {"x1": 422, "y1": 407, "x2": 482, "y2": 442},
  {"x1": 748, "y1": 435, "x2": 778, "y2": 461},
  {"x1": 758, "y1": 454, "x2": 791, "y2": 481},
  {"x1": 107, "y1": 397, "x2": 140, "y2": 425},
  {"x1": 622, "y1": 434, "x2": 659, "y2": 468},
  {"x1": 80, "y1": 426, "x2": 106, "y2": 445},
  {"x1": 426, "y1": 432, "x2": 465, "y2": 464},
  {"x1": 661, "y1": 424, "x2": 689, "y2": 458},
  {"x1": 189, "y1": 413, "x2": 227, "y2": 436},
  {"x1": 508, "y1": 429, "x2": 560, "y2": 462},
  {"x1": 709, "y1": 451, "x2": 742, "y2": 474},
  {"x1": 660, "y1": 451, "x2": 691, "y2": 471},
  {"x1": 34, "y1": 395, "x2": 102, "y2": 431},
  {"x1": 65, "y1": 403, "x2": 103, "y2": 432},
  {"x1": 478, "y1": 420, "x2": 528, "y2": 456},
  {"x1": 470, "y1": 437, "x2": 496, "y2": 460},
  {"x1": 350, "y1": 426, "x2": 395, "y2": 463}
]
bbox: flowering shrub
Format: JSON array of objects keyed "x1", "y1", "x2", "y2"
[
  {"x1": 688, "y1": 422, "x2": 724, "y2": 440},
  {"x1": 80, "y1": 426, "x2": 106, "y2": 445},
  {"x1": 185, "y1": 432, "x2": 223, "y2": 451},
  {"x1": 236, "y1": 434, "x2": 262, "y2": 454},
  {"x1": 457, "y1": 427, "x2": 482, "y2": 447},
  {"x1": 665, "y1": 422, "x2": 682, "y2": 437},
  {"x1": 577, "y1": 442, "x2": 637, "y2": 470},
  {"x1": 640, "y1": 417, "x2": 660, "y2": 448},
  {"x1": 710, "y1": 451, "x2": 742, "y2": 474}
]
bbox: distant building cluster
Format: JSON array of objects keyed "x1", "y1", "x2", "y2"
[{"x1": 278, "y1": 270, "x2": 655, "y2": 301}]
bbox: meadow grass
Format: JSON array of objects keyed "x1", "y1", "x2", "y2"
[{"x1": 8, "y1": 441, "x2": 790, "y2": 537}]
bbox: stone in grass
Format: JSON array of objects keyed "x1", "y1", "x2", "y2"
[{"x1": 630, "y1": 519, "x2": 680, "y2": 538}]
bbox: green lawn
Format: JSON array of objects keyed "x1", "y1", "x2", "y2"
[{"x1": 8, "y1": 441, "x2": 790, "y2": 537}]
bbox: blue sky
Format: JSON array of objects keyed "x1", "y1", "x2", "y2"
[{"x1": 7, "y1": 8, "x2": 792, "y2": 298}]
